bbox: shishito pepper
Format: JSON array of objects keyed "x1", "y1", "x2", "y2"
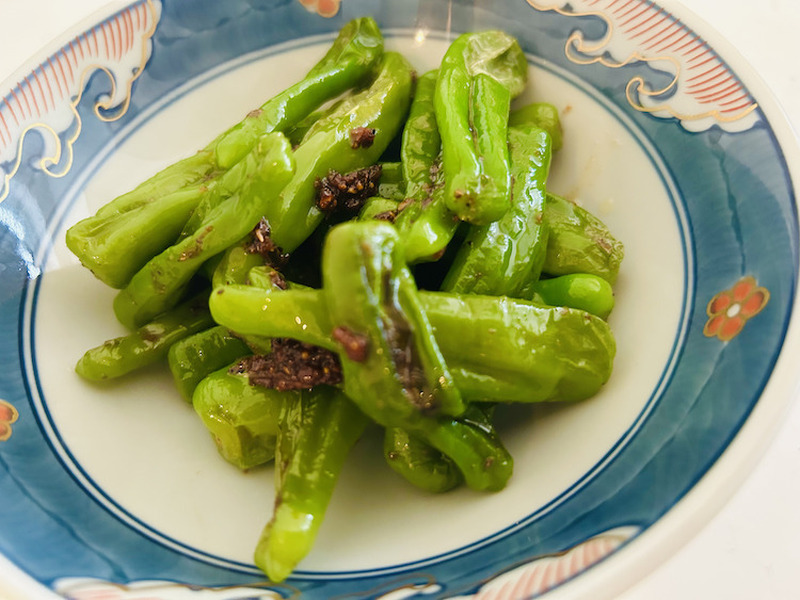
[
  {"x1": 532, "y1": 273, "x2": 616, "y2": 319},
  {"x1": 168, "y1": 325, "x2": 252, "y2": 401},
  {"x1": 321, "y1": 222, "x2": 510, "y2": 492},
  {"x1": 254, "y1": 386, "x2": 368, "y2": 582},
  {"x1": 75, "y1": 291, "x2": 213, "y2": 381},
  {"x1": 192, "y1": 365, "x2": 289, "y2": 470},
  {"x1": 435, "y1": 30, "x2": 527, "y2": 224},
  {"x1": 509, "y1": 102, "x2": 563, "y2": 151},
  {"x1": 209, "y1": 284, "x2": 616, "y2": 405},
  {"x1": 264, "y1": 51, "x2": 415, "y2": 252},
  {"x1": 214, "y1": 17, "x2": 384, "y2": 168},
  {"x1": 442, "y1": 124, "x2": 552, "y2": 297},
  {"x1": 113, "y1": 133, "x2": 295, "y2": 329},
  {"x1": 542, "y1": 192, "x2": 625, "y2": 284},
  {"x1": 65, "y1": 17, "x2": 384, "y2": 289}
]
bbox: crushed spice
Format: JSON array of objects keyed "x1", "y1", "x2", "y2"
[{"x1": 231, "y1": 338, "x2": 342, "y2": 391}]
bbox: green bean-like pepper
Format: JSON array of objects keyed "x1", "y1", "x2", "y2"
[
  {"x1": 509, "y1": 102, "x2": 563, "y2": 151},
  {"x1": 264, "y1": 52, "x2": 414, "y2": 252},
  {"x1": 168, "y1": 325, "x2": 252, "y2": 401},
  {"x1": 384, "y1": 426, "x2": 462, "y2": 493},
  {"x1": 192, "y1": 365, "x2": 290, "y2": 470},
  {"x1": 65, "y1": 18, "x2": 383, "y2": 288},
  {"x1": 209, "y1": 285, "x2": 616, "y2": 404},
  {"x1": 321, "y1": 222, "x2": 511, "y2": 491},
  {"x1": 532, "y1": 273, "x2": 615, "y2": 319},
  {"x1": 543, "y1": 193, "x2": 625, "y2": 284},
  {"x1": 323, "y1": 221, "x2": 465, "y2": 418},
  {"x1": 75, "y1": 291, "x2": 213, "y2": 381},
  {"x1": 442, "y1": 124, "x2": 552, "y2": 296},
  {"x1": 214, "y1": 17, "x2": 384, "y2": 168},
  {"x1": 254, "y1": 386, "x2": 368, "y2": 582},
  {"x1": 390, "y1": 70, "x2": 461, "y2": 264},
  {"x1": 114, "y1": 133, "x2": 295, "y2": 329},
  {"x1": 435, "y1": 31, "x2": 527, "y2": 224}
]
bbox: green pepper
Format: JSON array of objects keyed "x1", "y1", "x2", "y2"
[
  {"x1": 192, "y1": 364, "x2": 290, "y2": 470},
  {"x1": 254, "y1": 386, "x2": 367, "y2": 582},
  {"x1": 322, "y1": 221, "x2": 465, "y2": 419},
  {"x1": 113, "y1": 133, "x2": 295, "y2": 329},
  {"x1": 435, "y1": 31, "x2": 527, "y2": 224},
  {"x1": 264, "y1": 51, "x2": 415, "y2": 252},
  {"x1": 168, "y1": 325, "x2": 252, "y2": 401},
  {"x1": 214, "y1": 17, "x2": 384, "y2": 168},
  {"x1": 532, "y1": 273, "x2": 615, "y2": 319},
  {"x1": 75, "y1": 291, "x2": 213, "y2": 381},
  {"x1": 65, "y1": 18, "x2": 384, "y2": 289},
  {"x1": 509, "y1": 102, "x2": 563, "y2": 151},
  {"x1": 543, "y1": 193, "x2": 625, "y2": 284},
  {"x1": 442, "y1": 124, "x2": 552, "y2": 296},
  {"x1": 209, "y1": 285, "x2": 616, "y2": 404},
  {"x1": 384, "y1": 426, "x2": 462, "y2": 493}
]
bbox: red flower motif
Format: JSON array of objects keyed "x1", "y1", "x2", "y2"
[
  {"x1": 0, "y1": 399, "x2": 19, "y2": 442},
  {"x1": 704, "y1": 276, "x2": 770, "y2": 342},
  {"x1": 296, "y1": 0, "x2": 341, "y2": 18}
]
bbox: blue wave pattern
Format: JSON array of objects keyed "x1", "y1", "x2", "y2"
[{"x1": 0, "y1": 0, "x2": 796, "y2": 598}]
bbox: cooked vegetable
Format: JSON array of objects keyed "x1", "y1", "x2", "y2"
[{"x1": 68, "y1": 19, "x2": 626, "y2": 583}]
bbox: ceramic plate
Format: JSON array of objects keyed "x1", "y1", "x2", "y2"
[{"x1": 1, "y1": 0, "x2": 798, "y2": 598}]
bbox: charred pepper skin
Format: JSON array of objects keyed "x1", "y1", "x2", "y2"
[
  {"x1": 75, "y1": 292, "x2": 213, "y2": 381},
  {"x1": 435, "y1": 30, "x2": 527, "y2": 225},
  {"x1": 254, "y1": 386, "x2": 367, "y2": 582},
  {"x1": 442, "y1": 124, "x2": 553, "y2": 297},
  {"x1": 65, "y1": 18, "x2": 384, "y2": 289},
  {"x1": 113, "y1": 133, "x2": 295, "y2": 329},
  {"x1": 265, "y1": 51, "x2": 415, "y2": 253}
]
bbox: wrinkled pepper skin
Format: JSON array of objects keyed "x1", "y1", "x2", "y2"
[
  {"x1": 509, "y1": 102, "x2": 563, "y2": 151},
  {"x1": 543, "y1": 193, "x2": 625, "y2": 284},
  {"x1": 384, "y1": 426, "x2": 463, "y2": 493},
  {"x1": 192, "y1": 365, "x2": 290, "y2": 470},
  {"x1": 209, "y1": 284, "x2": 616, "y2": 404},
  {"x1": 392, "y1": 70, "x2": 459, "y2": 264},
  {"x1": 265, "y1": 52, "x2": 415, "y2": 253},
  {"x1": 75, "y1": 292, "x2": 213, "y2": 381},
  {"x1": 65, "y1": 18, "x2": 383, "y2": 289},
  {"x1": 442, "y1": 124, "x2": 552, "y2": 297},
  {"x1": 113, "y1": 133, "x2": 295, "y2": 329},
  {"x1": 435, "y1": 31, "x2": 526, "y2": 224},
  {"x1": 323, "y1": 221, "x2": 465, "y2": 419},
  {"x1": 254, "y1": 386, "x2": 367, "y2": 582},
  {"x1": 213, "y1": 17, "x2": 384, "y2": 168},
  {"x1": 168, "y1": 325, "x2": 252, "y2": 401},
  {"x1": 532, "y1": 273, "x2": 616, "y2": 319}
]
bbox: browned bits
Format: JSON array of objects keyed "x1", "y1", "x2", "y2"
[
  {"x1": 246, "y1": 217, "x2": 289, "y2": 268},
  {"x1": 231, "y1": 338, "x2": 342, "y2": 391},
  {"x1": 332, "y1": 326, "x2": 369, "y2": 362},
  {"x1": 315, "y1": 165, "x2": 383, "y2": 217},
  {"x1": 269, "y1": 269, "x2": 288, "y2": 290},
  {"x1": 349, "y1": 126, "x2": 376, "y2": 149},
  {"x1": 179, "y1": 225, "x2": 214, "y2": 261},
  {"x1": 247, "y1": 108, "x2": 263, "y2": 118}
]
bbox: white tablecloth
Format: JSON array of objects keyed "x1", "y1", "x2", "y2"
[{"x1": 0, "y1": 1, "x2": 798, "y2": 598}]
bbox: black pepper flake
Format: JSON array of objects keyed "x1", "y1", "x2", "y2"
[
  {"x1": 246, "y1": 217, "x2": 289, "y2": 268},
  {"x1": 349, "y1": 126, "x2": 376, "y2": 149},
  {"x1": 231, "y1": 338, "x2": 342, "y2": 391},
  {"x1": 314, "y1": 165, "x2": 383, "y2": 217}
]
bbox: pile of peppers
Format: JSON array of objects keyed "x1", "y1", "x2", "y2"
[{"x1": 67, "y1": 18, "x2": 624, "y2": 582}]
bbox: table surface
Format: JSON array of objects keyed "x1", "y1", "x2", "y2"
[{"x1": 0, "y1": 1, "x2": 798, "y2": 599}]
